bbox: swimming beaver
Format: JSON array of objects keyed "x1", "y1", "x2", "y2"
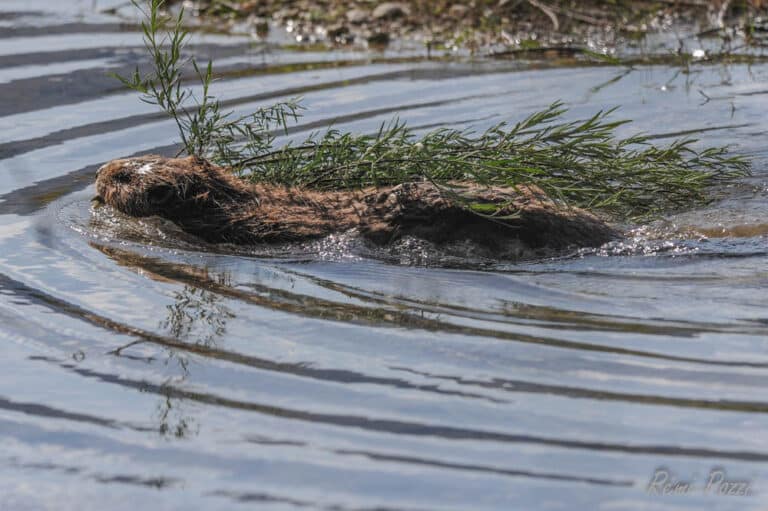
[{"x1": 94, "y1": 155, "x2": 617, "y2": 251}]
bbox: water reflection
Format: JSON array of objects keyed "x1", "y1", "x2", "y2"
[
  {"x1": 161, "y1": 285, "x2": 234, "y2": 348},
  {"x1": 154, "y1": 385, "x2": 198, "y2": 439},
  {"x1": 157, "y1": 284, "x2": 234, "y2": 439}
]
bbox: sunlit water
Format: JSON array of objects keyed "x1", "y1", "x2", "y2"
[{"x1": 1, "y1": 2, "x2": 768, "y2": 510}]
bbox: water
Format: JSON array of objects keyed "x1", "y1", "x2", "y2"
[{"x1": 2, "y1": 3, "x2": 768, "y2": 510}]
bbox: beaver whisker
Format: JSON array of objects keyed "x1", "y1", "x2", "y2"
[{"x1": 94, "y1": 154, "x2": 619, "y2": 252}]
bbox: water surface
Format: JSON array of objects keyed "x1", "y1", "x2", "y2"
[{"x1": 1, "y1": 3, "x2": 768, "y2": 510}]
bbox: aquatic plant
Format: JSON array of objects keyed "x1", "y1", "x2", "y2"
[{"x1": 116, "y1": 0, "x2": 750, "y2": 219}]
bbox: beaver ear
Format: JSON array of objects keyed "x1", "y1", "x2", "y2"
[{"x1": 147, "y1": 185, "x2": 175, "y2": 207}]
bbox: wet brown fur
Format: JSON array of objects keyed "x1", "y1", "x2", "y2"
[{"x1": 95, "y1": 155, "x2": 618, "y2": 250}]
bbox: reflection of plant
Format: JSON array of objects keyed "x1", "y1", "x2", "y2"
[
  {"x1": 155, "y1": 384, "x2": 198, "y2": 439},
  {"x1": 153, "y1": 284, "x2": 233, "y2": 439},
  {"x1": 153, "y1": 280, "x2": 238, "y2": 440},
  {"x1": 161, "y1": 285, "x2": 235, "y2": 347}
]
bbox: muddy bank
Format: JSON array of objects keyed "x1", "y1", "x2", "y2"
[{"x1": 176, "y1": 0, "x2": 768, "y2": 53}]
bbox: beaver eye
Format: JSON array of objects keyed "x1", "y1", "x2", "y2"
[{"x1": 114, "y1": 171, "x2": 132, "y2": 183}]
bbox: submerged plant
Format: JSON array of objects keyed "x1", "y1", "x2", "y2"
[{"x1": 117, "y1": 0, "x2": 750, "y2": 219}]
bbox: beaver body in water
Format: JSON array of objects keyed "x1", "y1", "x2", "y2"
[{"x1": 94, "y1": 155, "x2": 617, "y2": 251}]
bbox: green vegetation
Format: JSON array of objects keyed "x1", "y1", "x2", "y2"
[
  {"x1": 117, "y1": 0, "x2": 751, "y2": 219},
  {"x1": 114, "y1": 0, "x2": 302, "y2": 160}
]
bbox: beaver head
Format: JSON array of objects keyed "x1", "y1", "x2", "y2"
[
  {"x1": 94, "y1": 155, "x2": 260, "y2": 242},
  {"x1": 95, "y1": 155, "x2": 254, "y2": 217}
]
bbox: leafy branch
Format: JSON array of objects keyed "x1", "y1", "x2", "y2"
[
  {"x1": 239, "y1": 106, "x2": 749, "y2": 217},
  {"x1": 113, "y1": 0, "x2": 301, "y2": 161}
]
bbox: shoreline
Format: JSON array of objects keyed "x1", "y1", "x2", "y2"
[{"x1": 171, "y1": 0, "x2": 768, "y2": 56}]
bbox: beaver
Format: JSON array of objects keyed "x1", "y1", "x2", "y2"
[{"x1": 93, "y1": 155, "x2": 618, "y2": 251}]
